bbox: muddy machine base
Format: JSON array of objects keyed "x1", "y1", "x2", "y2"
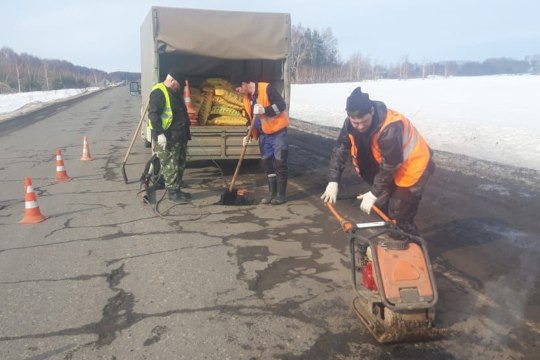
[{"x1": 352, "y1": 296, "x2": 445, "y2": 343}]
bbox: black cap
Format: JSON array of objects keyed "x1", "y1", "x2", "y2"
[
  {"x1": 233, "y1": 73, "x2": 256, "y2": 86},
  {"x1": 346, "y1": 87, "x2": 372, "y2": 116},
  {"x1": 168, "y1": 70, "x2": 185, "y2": 83}
]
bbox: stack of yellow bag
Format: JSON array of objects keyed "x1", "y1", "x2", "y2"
[{"x1": 197, "y1": 78, "x2": 247, "y2": 126}]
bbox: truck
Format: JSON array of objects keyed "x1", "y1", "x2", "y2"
[{"x1": 140, "y1": 6, "x2": 291, "y2": 161}]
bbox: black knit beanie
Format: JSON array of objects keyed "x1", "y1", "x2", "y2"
[
  {"x1": 233, "y1": 73, "x2": 256, "y2": 86},
  {"x1": 168, "y1": 70, "x2": 185, "y2": 84},
  {"x1": 346, "y1": 87, "x2": 372, "y2": 116}
]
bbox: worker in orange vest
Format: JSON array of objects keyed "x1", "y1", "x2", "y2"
[
  {"x1": 236, "y1": 76, "x2": 289, "y2": 205},
  {"x1": 321, "y1": 87, "x2": 434, "y2": 235}
]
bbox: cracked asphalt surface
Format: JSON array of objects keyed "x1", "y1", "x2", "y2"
[{"x1": 0, "y1": 86, "x2": 539, "y2": 359}]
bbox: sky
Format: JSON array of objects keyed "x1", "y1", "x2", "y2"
[
  {"x1": 1, "y1": 75, "x2": 539, "y2": 171},
  {"x1": 1, "y1": 0, "x2": 540, "y2": 73}
]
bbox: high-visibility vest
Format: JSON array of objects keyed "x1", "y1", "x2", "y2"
[
  {"x1": 148, "y1": 83, "x2": 173, "y2": 130},
  {"x1": 348, "y1": 109, "x2": 431, "y2": 187},
  {"x1": 243, "y1": 83, "x2": 288, "y2": 138}
]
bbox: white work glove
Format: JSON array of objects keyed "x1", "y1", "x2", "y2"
[
  {"x1": 357, "y1": 191, "x2": 377, "y2": 214},
  {"x1": 242, "y1": 135, "x2": 251, "y2": 147},
  {"x1": 253, "y1": 104, "x2": 265, "y2": 115},
  {"x1": 157, "y1": 134, "x2": 167, "y2": 149},
  {"x1": 320, "y1": 182, "x2": 339, "y2": 203}
]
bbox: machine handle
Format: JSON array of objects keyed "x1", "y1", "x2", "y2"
[
  {"x1": 355, "y1": 221, "x2": 387, "y2": 229},
  {"x1": 325, "y1": 202, "x2": 354, "y2": 232},
  {"x1": 372, "y1": 205, "x2": 396, "y2": 224}
]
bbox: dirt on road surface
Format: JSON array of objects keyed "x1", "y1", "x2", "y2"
[{"x1": 0, "y1": 87, "x2": 538, "y2": 359}]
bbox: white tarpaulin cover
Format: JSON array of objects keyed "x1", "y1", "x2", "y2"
[{"x1": 149, "y1": 7, "x2": 290, "y2": 60}]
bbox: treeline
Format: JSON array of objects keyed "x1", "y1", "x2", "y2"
[
  {"x1": 3, "y1": 24, "x2": 539, "y2": 93},
  {"x1": 291, "y1": 24, "x2": 540, "y2": 84},
  {"x1": 0, "y1": 47, "x2": 139, "y2": 94}
]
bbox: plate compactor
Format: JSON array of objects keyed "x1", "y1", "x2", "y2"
[{"x1": 326, "y1": 202, "x2": 446, "y2": 343}]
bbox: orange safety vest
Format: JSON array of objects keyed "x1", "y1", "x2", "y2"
[
  {"x1": 243, "y1": 83, "x2": 289, "y2": 139},
  {"x1": 348, "y1": 109, "x2": 431, "y2": 187}
]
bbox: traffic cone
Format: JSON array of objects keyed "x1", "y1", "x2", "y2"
[
  {"x1": 184, "y1": 80, "x2": 198, "y2": 125},
  {"x1": 19, "y1": 177, "x2": 47, "y2": 224},
  {"x1": 55, "y1": 149, "x2": 71, "y2": 182},
  {"x1": 80, "y1": 136, "x2": 93, "y2": 161}
]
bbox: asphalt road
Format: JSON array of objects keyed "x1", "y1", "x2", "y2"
[{"x1": 0, "y1": 86, "x2": 538, "y2": 359}]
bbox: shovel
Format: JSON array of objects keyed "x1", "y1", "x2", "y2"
[
  {"x1": 220, "y1": 102, "x2": 259, "y2": 205},
  {"x1": 220, "y1": 131, "x2": 251, "y2": 205},
  {"x1": 121, "y1": 99, "x2": 150, "y2": 183}
]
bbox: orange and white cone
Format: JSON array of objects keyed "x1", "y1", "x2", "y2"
[
  {"x1": 184, "y1": 80, "x2": 195, "y2": 113},
  {"x1": 80, "y1": 136, "x2": 93, "y2": 161},
  {"x1": 55, "y1": 148, "x2": 71, "y2": 182},
  {"x1": 184, "y1": 80, "x2": 198, "y2": 125},
  {"x1": 19, "y1": 177, "x2": 47, "y2": 224}
]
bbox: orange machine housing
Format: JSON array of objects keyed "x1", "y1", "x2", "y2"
[{"x1": 375, "y1": 243, "x2": 434, "y2": 304}]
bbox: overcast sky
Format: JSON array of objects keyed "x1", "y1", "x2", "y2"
[{"x1": 2, "y1": 0, "x2": 539, "y2": 73}]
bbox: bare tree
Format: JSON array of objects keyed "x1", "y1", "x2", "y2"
[
  {"x1": 43, "y1": 61, "x2": 49, "y2": 90},
  {"x1": 290, "y1": 24, "x2": 308, "y2": 82},
  {"x1": 399, "y1": 55, "x2": 409, "y2": 80},
  {"x1": 321, "y1": 27, "x2": 340, "y2": 65},
  {"x1": 15, "y1": 57, "x2": 21, "y2": 92},
  {"x1": 346, "y1": 52, "x2": 372, "y2": 81}
]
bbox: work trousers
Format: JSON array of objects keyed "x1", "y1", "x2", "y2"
[
  {"x1": 379, "y1": 188, "x2": 422, "y2": 235},
  {"x1": 259, "y1": 129, "x2": 288, "y2": 178},
  {"x1": 154, "y1": 140, "x2": 188, "y2": 191},
  {"x1": 375, "y1": 160, "x2": 434, "y2": 235}
]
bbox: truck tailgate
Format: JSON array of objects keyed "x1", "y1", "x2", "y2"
[{"x1": 188, "y1": 126, "x2": 259, "y2": 161}]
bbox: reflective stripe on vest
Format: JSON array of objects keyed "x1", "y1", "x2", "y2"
[
  {"x1": 243, "y1": 83, "x2": 288, "y2": 137},
  {"x1": 349, "y1": 134, "x2": 362, "y2": 175},
  {"x1": 348, "y1": 109, "x2": 431, "y2": 187},
  {"x1": 148, "y1": 83, "x2": 173, "y2": 130}
]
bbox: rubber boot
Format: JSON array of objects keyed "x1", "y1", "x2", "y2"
[
  {"x1": 271, "y1": 177, "x2": 287, "y2": 205},
  {"x1": 168, "y1": 189, "x2": 191, "y2": 203},
  {"x1": 260, "y1": 176, "x2": 277, "y2": 204},
  {"x1": 178, "y1": 189, "x2": 191, "y2": 200}
]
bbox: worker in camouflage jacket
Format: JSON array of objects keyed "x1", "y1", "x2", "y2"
[
  {"x1": 321, "y1": 87, "x2": 434, "y2": 235},
  {"x1": 148, "y1": 71, "x2": 191, "y2": 202}
]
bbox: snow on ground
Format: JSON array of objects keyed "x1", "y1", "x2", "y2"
[
  {"x1": 1, "y1": 75, "x2": 539, "y2": 170},
  {"x1": 0, "y1": 87, "x2": 100, "y2": 120}
]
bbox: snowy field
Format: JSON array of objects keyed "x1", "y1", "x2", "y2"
[{"x1": 1, "y1": 75, "x2": 539, "y2": 170}]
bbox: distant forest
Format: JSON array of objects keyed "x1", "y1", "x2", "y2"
[
  {"x1": 2, "y1": 24, "x2": 540, "y2": 93},
  {"x1": 291, "y1": 25, "x2": 540, "y2": 83},
  {"x1": 0, "y1": 47, "x2": 139, "y2": 94}
]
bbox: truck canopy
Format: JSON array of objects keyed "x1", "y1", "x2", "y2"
[
  {"x1": 140, "y1": 6, "x2": 291, "y2": 161},
  {"x1": 151, "y1": 6, "x2": 289, "y2": 59}
]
